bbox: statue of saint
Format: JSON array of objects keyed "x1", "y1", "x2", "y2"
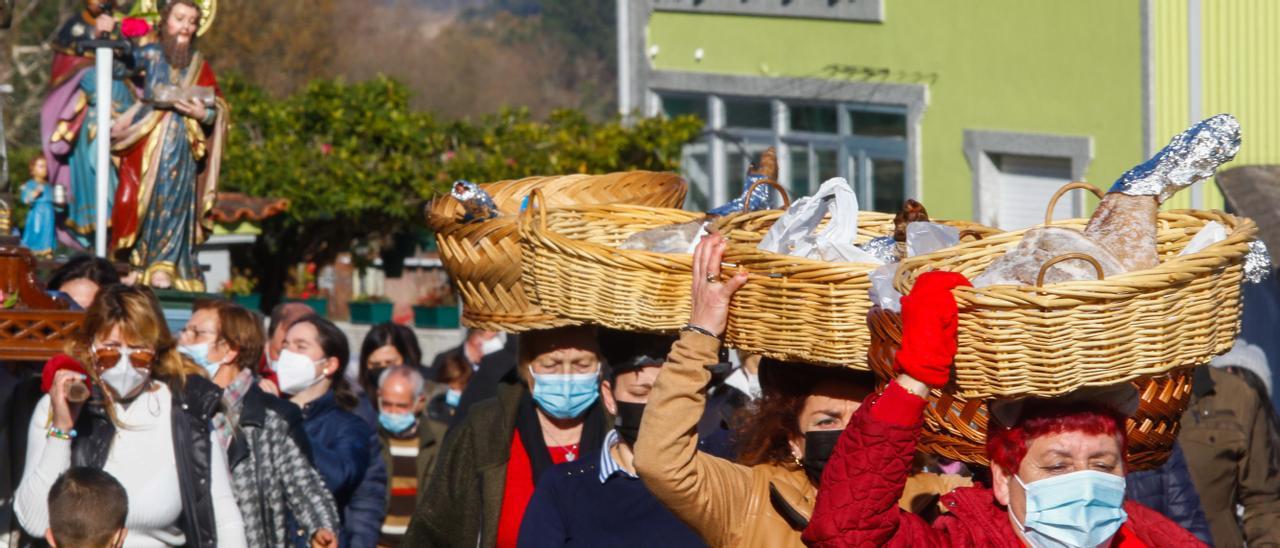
[
  {"x1": 20, "y1": 157, "x2": 57, "y2": 257},
  {"x1": 111, "y1": 0, "x2": 226, "y2": 291},
  {"x1": 40, "y1": 0, "x2": 134, "y2": 246}
]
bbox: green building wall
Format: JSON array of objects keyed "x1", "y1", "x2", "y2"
[
  {"x1": 646, "y1": 0, "x2": 1145, "y2": 220},
  {"x1": 1155, "y1": 0, "x2": 1280, "y2": 211}
]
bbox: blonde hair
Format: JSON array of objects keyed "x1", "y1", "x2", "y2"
[{"x1": 70, "y1": 285, "x2": 202, "y2": 426}]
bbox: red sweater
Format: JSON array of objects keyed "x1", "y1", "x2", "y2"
[
  {"x1": 495, "y1": 429, "x2": 576, "y2": 548},
  {"x1": 801, "y1": 383, "x2": 1205, "y2": 548}
]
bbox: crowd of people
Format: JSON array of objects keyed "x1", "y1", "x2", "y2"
[{"x1": 0, "y1": 240, "x2": 1277, "y2": 547}]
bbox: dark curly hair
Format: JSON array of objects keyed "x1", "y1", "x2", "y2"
[{"x1": 734, "y1": 359, "x2": 876, "y2": 468}]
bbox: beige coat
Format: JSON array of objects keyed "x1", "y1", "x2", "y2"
[{"x1": 635, "y1": 332, "x2": 969, "y2": 547}]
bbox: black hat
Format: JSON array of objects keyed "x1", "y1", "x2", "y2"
[
  {"x1": 988, "y1": 383, "x2": 1140, "y2": 428},
  {"x1": 598, "y1": 329, "x2": 675, "y2": 380}
]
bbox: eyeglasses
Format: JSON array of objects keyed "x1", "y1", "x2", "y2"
[
  {"x1": 180, "y1": 326, "x2": 218, "y2": 340},
  {"x1": 92, "y1": 345, "x2": 156, "y2": 369}
]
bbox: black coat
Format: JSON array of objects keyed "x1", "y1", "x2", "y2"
[
  {"x1": 1124, "y1": 442, "x2": 1214, "y2": 545},
  {"x1": 72, "y1": 375, "x2": 224, "y2": 548}
]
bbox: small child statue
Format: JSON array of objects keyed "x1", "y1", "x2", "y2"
[{"x1": 20, "y1": 157, "x2": 56, "y2": 257}]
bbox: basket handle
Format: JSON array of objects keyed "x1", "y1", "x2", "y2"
[
  {"x1": 1035, "y1": 253, "x2": 1105, "y2": 287},
  {"x1": 519, "y1": 188, "x2": 548, "y2": 232},
  {"x1": 1044, "y1": 182, "x2": 1104, "y2": 225},
  {"x1": 743, "y1": 178, "x2": 792, "y2": 211}
]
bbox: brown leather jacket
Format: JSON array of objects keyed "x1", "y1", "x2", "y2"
[
  {"x1": 1179, "y1": 365, "x2": 1280, "y2": 548},
  {"x1": 635, "y1": 332, "x2": 969, "y2": 547}
]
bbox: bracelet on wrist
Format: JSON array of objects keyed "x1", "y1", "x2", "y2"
[
  {"x1": 47, "y1": 426, "x2": 77, "y2": 441},
  {"x1": 681, "y1": 323, "x2": 719, "y2": 339}
]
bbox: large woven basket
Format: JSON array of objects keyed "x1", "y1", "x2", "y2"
[
  {"x1": 519, "y1": 180, "x2": 793, "y2": 332},
  {"x1": 519, "y1": 194, "x2": 703, "y2": 332},
  {"x1": 867, "y1": 305, "x2": 1192, "y2": 471},
  {"x1": 716, "y1": 209, "x2": 999, "y2": 367},
  {"x1": 893, "y1": 182, "x2": 1257, "y2": 398},
  {"x1": 426, "y1": 172, "x2": 687, "y2": 332}
]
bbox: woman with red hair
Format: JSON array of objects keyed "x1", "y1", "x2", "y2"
[{"x1": 800, "y1": 271, "x2": 1204, "y2": 547}]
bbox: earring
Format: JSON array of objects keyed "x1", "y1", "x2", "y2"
[{"x1": 793, "y1": 452, "x2": 803, "y2": 466}]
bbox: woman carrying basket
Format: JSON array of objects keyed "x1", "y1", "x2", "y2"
[
  {"x1": 801, "y1": 271, "x2": 1204, "y2": 547},
  {"x1": 634, "y1": 234, "x2": 967, "y2": 547}
]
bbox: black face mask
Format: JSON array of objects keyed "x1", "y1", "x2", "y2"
[
  {"x1": 364, "y1": 368, "x2": 383, "y2": 390},
  {"x1": 801, "y1": 430, "x2": 843, "y2": 485},
  {"x1": 613, "y1": 401, "x2": 646, "y2": 446}
]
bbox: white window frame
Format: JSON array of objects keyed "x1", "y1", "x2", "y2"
[{"x1": 963, "y1": 129, "x2": 1095, "y2": 229}]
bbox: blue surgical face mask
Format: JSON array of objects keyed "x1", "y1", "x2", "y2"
[
  {"x1": 379, "y1": 411, "x2": 417, "y2": 434},
  {"x1": 1011, "y1": 470, "x2": 1128, "y2": 548},
  {"x1": 529, "y1": 367, "x2": 599, "y2": 420},
  {"x1": 445, "y1": 388, "x2": 462, "y2": 408},
  {"x1": 179, "y1": 342, "x2": 223, "y2": 377}
]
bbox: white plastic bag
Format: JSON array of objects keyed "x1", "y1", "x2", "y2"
[
  {"x1": 1178, "y1": 221, "x2": 1228, "y2": 256},
  {"x1": 758, "y1": 178, "x2": 882, "y2": 263},
  {"x1": 868, "y1": 263, "x2": 904, "y2": 311},
  {"x1": 906, "y1": 222, "x2": 961, "y2": 258}
]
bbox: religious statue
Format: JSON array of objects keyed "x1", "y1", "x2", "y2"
[
  {"x1": 111, "y1": 0, "x2": 225, "y2": 291},
  {"x1": 40, "y1": 0, "x2": 134, "y2": 246},
  {"x1": 20, "y1": 157, "x2": 56, "y2": 257}
]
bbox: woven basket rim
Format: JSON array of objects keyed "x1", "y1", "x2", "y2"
[
  {"x1": 519, "y1": 203, "x2": 707, "y2": 271},
  {"x1": 894, "y1": 210, "x2": 1256, "y2": 302},
  {"x1": 426, "y1": 170, "x2": 688, "y2": 230},
  {"x1": 723, "y1": 213, "x2": 1001, "y2": 275}
]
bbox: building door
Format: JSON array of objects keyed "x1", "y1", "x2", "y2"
[{"x1": 993, "y1": 154, "x2": 1076, "y2": 230}]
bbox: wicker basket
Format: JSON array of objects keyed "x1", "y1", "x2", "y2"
[
  {"x1": 893, "y1": 182, "x2": 1257, "y2": 398},
  {"x1": 867, "y1": 305, "x2": 1192, "y2": 471},
  {"x1": 426, "y1": 172, "x2": 688, "y2": 332},
  {"x1": 518, "y1": 180, "x2": 794, "y2": 332},
  {"x1": 716, "y1": 207, "x2": 999, "y2": 367}
]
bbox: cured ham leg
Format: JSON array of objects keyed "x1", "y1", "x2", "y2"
[{"x1": 1083, "y1": 193, "x2": 1160, "y2": 271}]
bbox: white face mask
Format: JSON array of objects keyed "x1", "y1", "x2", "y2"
[
  {"x1": 95, "y1": 347, "x2": 152, "y2": 399},
  {"x1": 480, "y1": 333, "x2": 507, "y2": 357},
  {"x1": 275, "y1": 349, "x2": 326, "y2": 395}
]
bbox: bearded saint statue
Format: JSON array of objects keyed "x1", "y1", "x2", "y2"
[{"x1": 111, "y1": 0, "x2": 226, "y2": 291}]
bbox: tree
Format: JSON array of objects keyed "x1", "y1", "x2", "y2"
[
  {"x1": 198, "y1": 0, "x2": 338, "y2": 97},
  {"x1": 218, "y1": 75, "x2": 702, "y2": 304}
]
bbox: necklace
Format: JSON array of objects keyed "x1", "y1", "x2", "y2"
[{"x1": 540, "y1": 416, "x2": 581, "y2": 461}]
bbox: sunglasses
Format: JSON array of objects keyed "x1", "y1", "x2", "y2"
[{"x1": 92, "y1": 346, "x2": 156, "y2": 369}]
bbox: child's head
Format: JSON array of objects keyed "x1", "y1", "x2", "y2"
[
  {"x1": 29, "y1": 156, "x2": 48, "y2": 182},
  {"x1": 44, "y1": 468, "x2": 128, "y2": 548}
]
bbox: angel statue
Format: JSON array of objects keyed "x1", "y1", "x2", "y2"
[{"x1": 111, "y1": 0, "x2": 224, "y2": 291}]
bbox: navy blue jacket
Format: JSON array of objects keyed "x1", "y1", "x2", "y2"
[
  {"x1": 1125, "y1": 442, "x2": 1214, "y2": 545},
  {"x1": 302, "y1": 391, "x2": 388, "y2": 548},
  {"x1": 517, "y1": 448, "x2": 706, "y2": 547}
]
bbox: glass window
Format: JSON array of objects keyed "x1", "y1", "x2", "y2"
[
  {"x1": 870, "y1": 158, "x2": 906, "y2": 213},
  {"x1": 725, "y1": 98, "x2": 773, "y2": 129},
  {"x1": 789, "y1": 146, "x2": 810, "y2": 196},
  {"x1": 661, "y1": 94, "x2": 707, "y2": 121},
  {"x1": 681, "y1": 144, "x2": 712, "y2": 211},
  {"x1": 852, "y1": 111, "x2": 907, "y2": 137},
  {"x1": 790, "y1": 104, "x2": 838, "y2": 133},
  {"x1": 815, "y1": 148, "x2": 838, "y2": 185}
]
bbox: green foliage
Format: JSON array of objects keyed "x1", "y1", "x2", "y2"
[{"x1": 219, "y1": 74, "x2": 702, "y2": 303}]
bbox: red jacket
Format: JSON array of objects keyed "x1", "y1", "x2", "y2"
[{"x1": 802, "y1": 383, "x2": 1206, "y2": 547}]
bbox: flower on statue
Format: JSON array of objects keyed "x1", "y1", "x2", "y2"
[{"x1": 121, "y1": 17, "x2": 151, "y2": 38}]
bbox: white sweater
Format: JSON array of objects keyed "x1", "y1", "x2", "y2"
[{"x1": 15, "y1": 383, "x2": 247, "y2": 547}]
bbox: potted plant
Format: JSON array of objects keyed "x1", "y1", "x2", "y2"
[
  {"x1": 284, "y1": 262, "x2": 328, "y2": 317},
  {"x1": 349, "y1": 294, "x2": 393, "y2": 325},
  {"x1": 413, "y1": 285, "x2": 459, "y2": 329},
  {"x1": 220, "y1": 269, "x2": 260, "y2": 311}
]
